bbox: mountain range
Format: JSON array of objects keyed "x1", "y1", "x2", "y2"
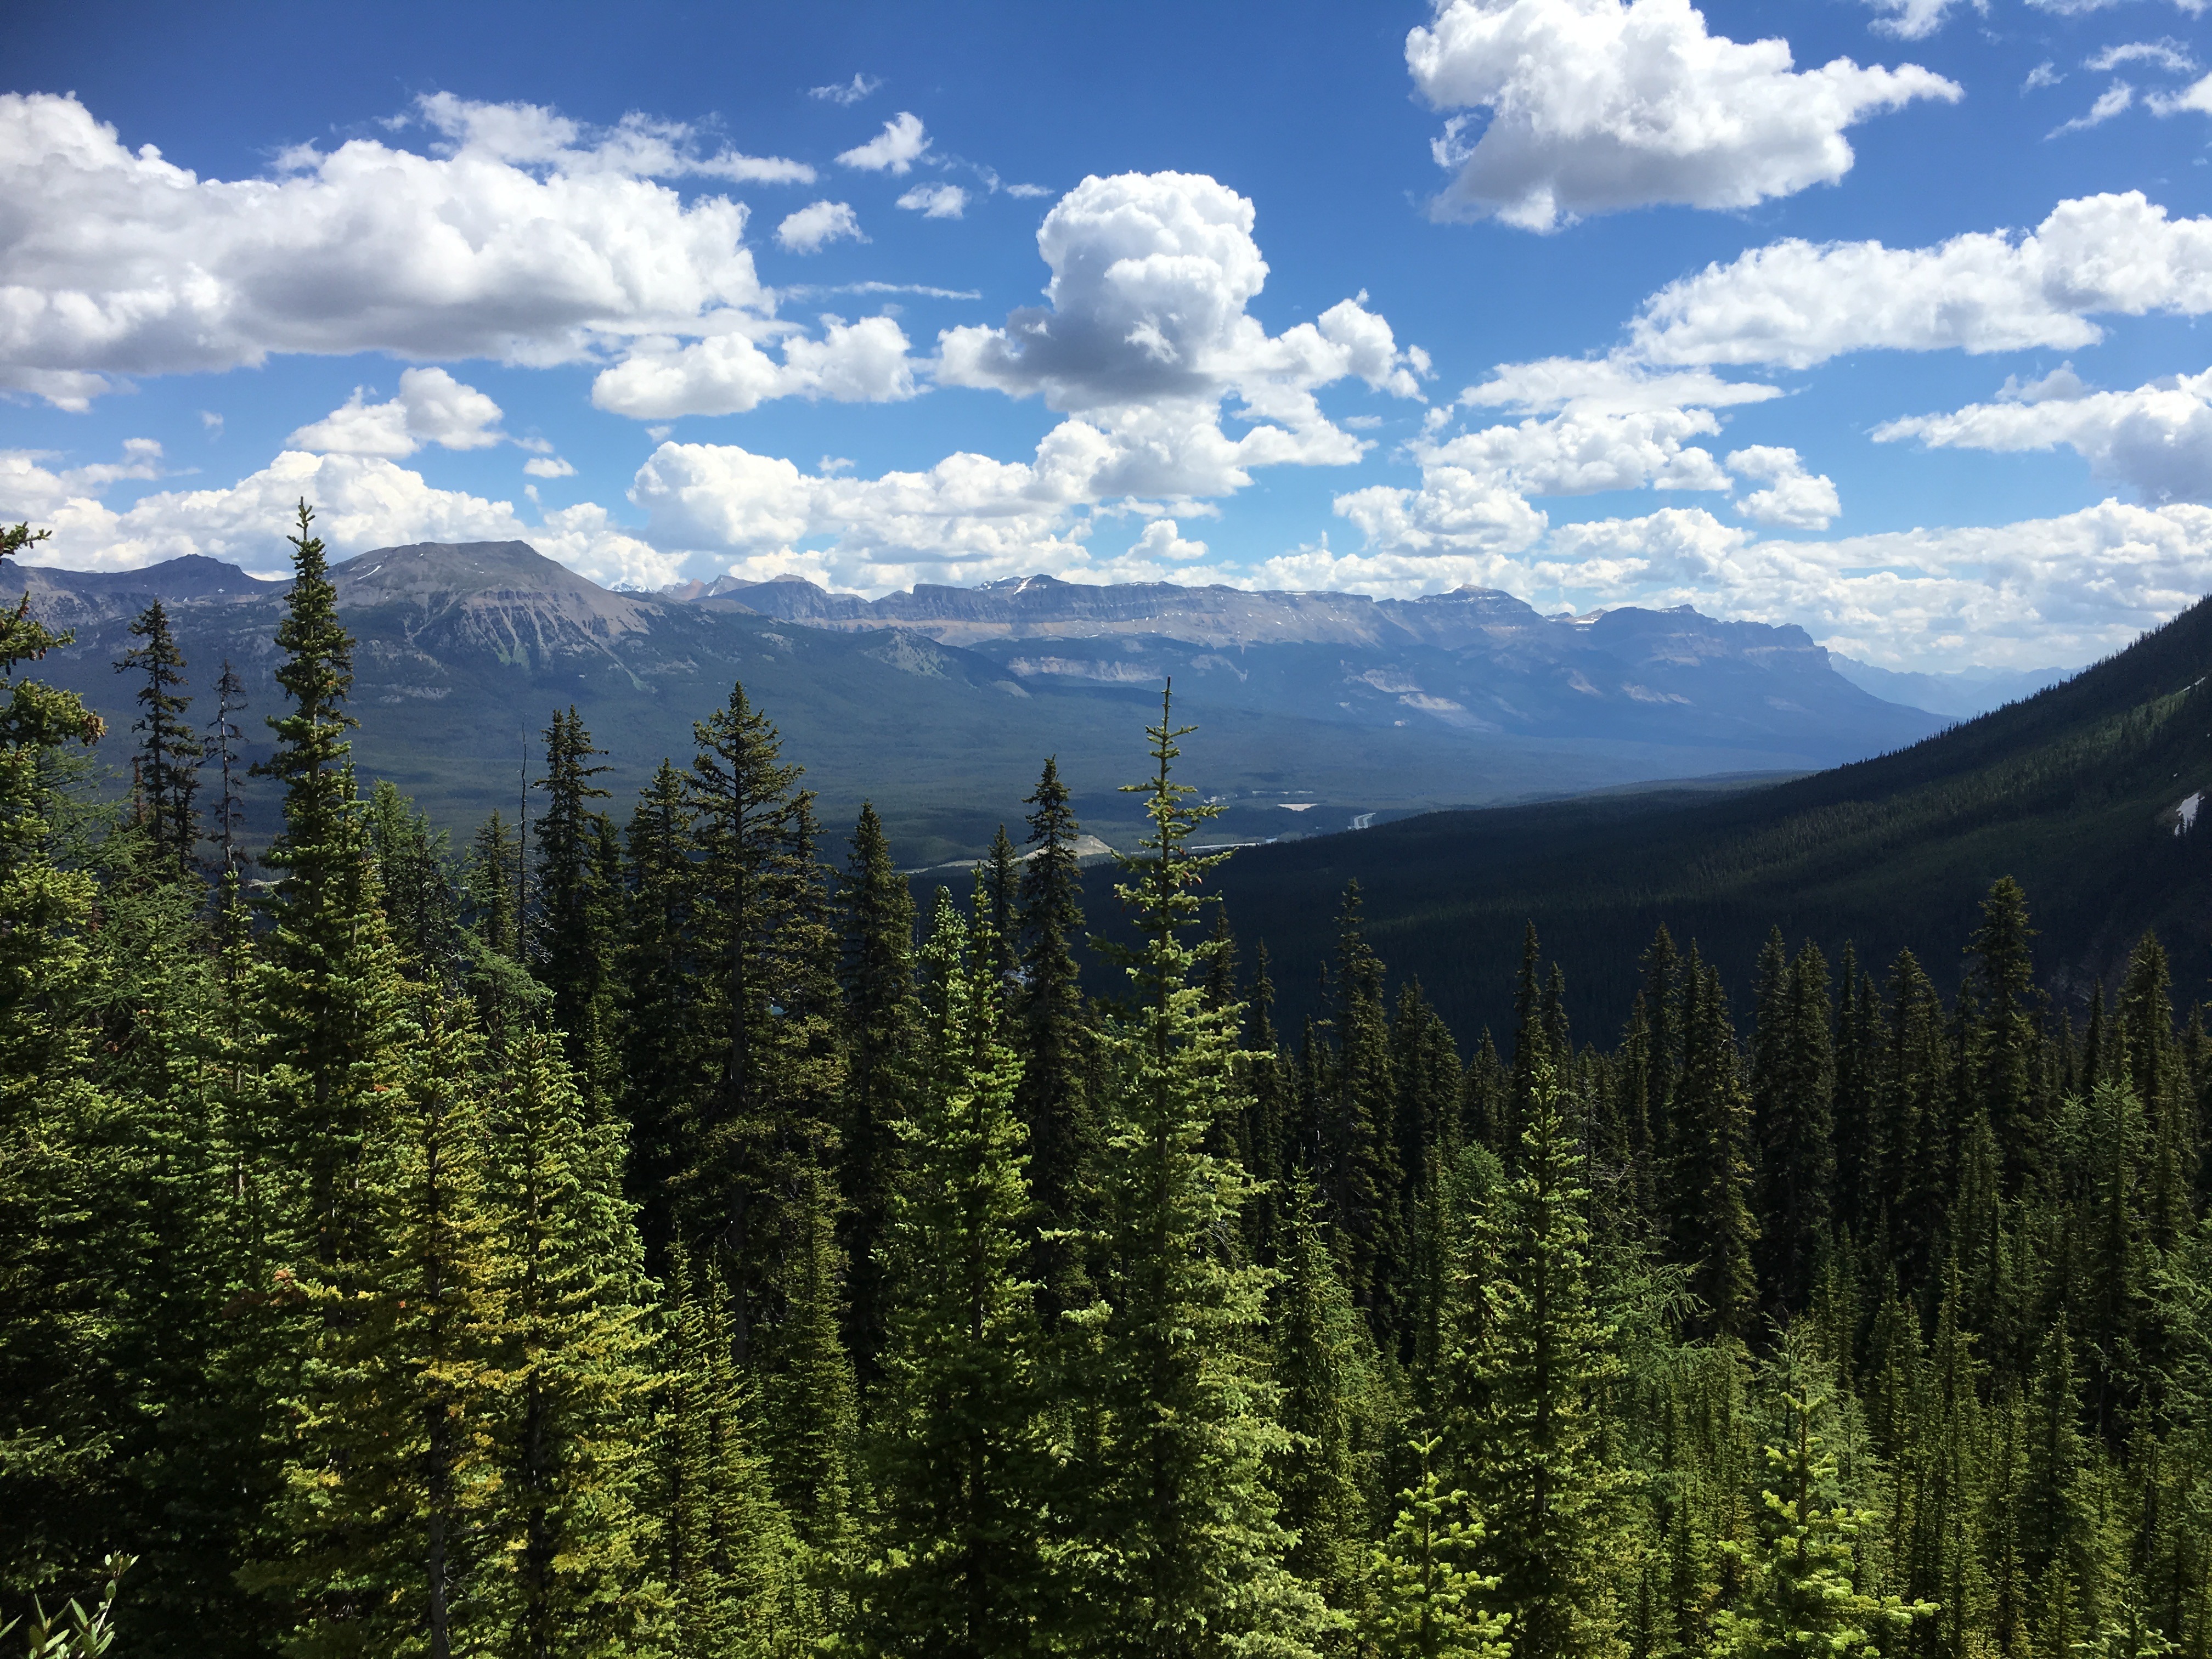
[
  {"x1": 1176, "y1": 589, "x2": 2212, "y2": 1046},
  {"x1": 10, "y1": 540, "x2": 1962, "y2": 865}
]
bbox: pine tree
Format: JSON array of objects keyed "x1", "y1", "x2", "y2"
[
  {"x1": 1070, "y1": 689, "x2": 1328, "y2": 1658},
  {"x1": 1442, "y1": 1059, "x2": 1626, "y2": 1658},
  {"x1": 758, "y1": 1160, "x2": 858, "y2": 1555},
  {"x1": 1970, "y1": 878, "x2": 2042, "y2": 1197},
  {"x1": 1712, "y1": 1387, "x2": 1932, "y2": 1657},
  {"x1": 1752, "y1": 938, "x2": 1835, "y2": 1319},
  {"x1": 115, "y1": 599, "x2": 202, "y2": 874},
  {"x1": 0, "y1": 521, "x2": 126, "y2": 1597},
  {"x1": 1673, "y1": 957, "x2": 1758, "y2": 1340},
  {"x1": 1270, "y1": 1179, "x2": 1374, "y2": 1617},
  {"x1": 622, "y1": 760, "x2": 697, "y2": 1264},
  {"x1": 856, "y1": 885, "x2": 1054, "y2": 1658},
  {"x1": 1365, "y1": 1437, "x2": 1510, "y2": 1659},
  {"x1": 654, "y1": 1243, "x2": 811, "y2": 1659},
  {"x1": 681, "y1": 681, "x2": 831, "y2": 1353},
  {"x1": 205, "y1": 657, "x2": 249, "y2": 879},
  {"x1": 533, "y1": 708, "x2": 619, "y2": 1105},
  {"x1": 838, "y1": 802, "x2": 918, "y2": 1389},
  {"x1": 1015, "y1": 755, "x2": 1090, "y2": 1313},
  {"x1": 482, "y1": 1030, "x2": 661, "y2": 1658},
  {"x1": 1329, "y1": 883, "x2": 1406, "y2": 1348},
  {"x1": 249, "y1": 501, "x2": 404, "y2": 1274},
  {"x1": 245, "y1": 1008, "x2": 507, "y2": 1659}
]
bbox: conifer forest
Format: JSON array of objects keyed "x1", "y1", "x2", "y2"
[{"x1": 10, "y1": 505, "x2": 2212, "y2": 1659}]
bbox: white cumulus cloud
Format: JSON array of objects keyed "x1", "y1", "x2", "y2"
[
  {"x1": 6, "y1": 445, "x2": 673, "y2": 588},
  {"x1": 1876, "y1": 366, "x2": 2212, "y2": 504},
  {"x1": 0, "y1": 92, "x2": 826, "y2": 406},
  {"x1": 897, "y1": 182, "x2": 969, "y2": 218},
  {"x1": 836, "y1": 112, "x2": 930, "y2": 174},
  {"x1": 591, "y1": 314, "x2": 917, "y2": 419},
  {"x1": 285, "y1": 367, "x2": 507, "y2": 457},
  {"x1": 1861, "y1": 0, "x2": 1984, "y2": 39},
  {"x1": 1405, "y1": 0, "x2": 1960, "y2": 231},
  {"x1": 776, "y1": 200, "x2": 866, "y2": 253},
  {"x1": 523, "y1": 456, "x2": 575, "y2": 478},
  {"x1": 1629, "y1": 191, "x2": 2212, "y2": 369},
  {"x1": 1726, "y1": 445, "x2": 1840, "y2": 528}
]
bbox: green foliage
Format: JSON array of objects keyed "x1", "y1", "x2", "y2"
[
  {"x1": 1711, "y1": 1388, "x2": 1932, "y2": 1658},
  {"x1": 1365, "y1": 1441, "x2": 1509, "y2": 1659}
]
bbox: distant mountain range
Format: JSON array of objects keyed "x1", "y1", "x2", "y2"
[
  {"x1": 1181, "y1": 590, "x2": 2211, "y2": 1045},
  {"x1": 7, "y1": 543, "x2": 1962, "y2": 865}
]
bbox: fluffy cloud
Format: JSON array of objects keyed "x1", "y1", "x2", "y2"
[
  {"x1": 836, "y1": 112, "x2": 930, "y2": 173},
  {"x1": 935, "y1": 173, "x2": 1426, "y2": 499},
  {"x1": 776, "y1": 200, "x2": 866, "y2": 252},
  {"x1": 1726, "y1": 445, "x2": 1839, "y2": 528},
  {"x1": 1268, "y1": 494, "x2": 2212, "y2": 669},
  {"x1": 2150, "y1": 71, "x2": 2212, "y2": 114},
  {"x1": 286, "y1": 367, "x2": 507, "y2": 457},
  {"x1": 0, "y1": 92, "x2": 823, "y2": 405},
  {"x1": 1861, "y1": 0, "x2": 1984, "y2": 39},
  {"x1": 1875, "y1": 366, "x2": 2212, "y2": 503},
  {"x1": 523, "y1": 456, "x2": 576, "y2": 478},
  {"x1": 1331, "y1": 472, "x2": 1551, "y2": 557},
  {"x1": 6, "y1": 445, "x2": 673, "y2": 587},
  {"x1": 1405, "y1": 0, "x2": 1959, "y2": 231},
  {"x1": 897, "y1": 183, "x2": 968, "y2": 218},
  {"x1": 1423, "y1": 407, "x2": 1732, "y2": 495},
  {"x1": 591, "y1": 314, "x2": 917, "y2": 419},
  {"x1": 1630, "y1": 191, "x2": 2212, "y2": 369}
]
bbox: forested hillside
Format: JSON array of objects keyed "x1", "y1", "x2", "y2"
[
  {"x1": 8, "y1": 506, "x2": 2212, "y2": 1658},
  {"x1": 1194, "y1": 592, "x2": 2212, "y2": 1044}
]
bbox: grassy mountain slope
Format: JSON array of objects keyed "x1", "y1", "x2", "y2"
[{"x1": 1171, "y1": 595, "x2": 2212, "y2": 1045}]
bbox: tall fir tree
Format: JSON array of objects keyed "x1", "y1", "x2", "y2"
[
  {"x1": 1672, "y1": 955, "x2": 1759, "y2": 1340},
  {"x1": 1364, "y1": 1437, "x2": 1510, "y2": 1659},
  {"x1": 1328, "y1": 883, "x2": 1406, "y2": 1350},
  {"x1": 1071, "y1": 689, "x2": 1329, "y2": 1659},
  {"x1": 482, "y1": 1030, "x2": 661, "y2": 1659},
  {"x1": 836, "y1": 802, "x2": 918, "y2": 1388},
  {"x1": 1442, "y1": 1059, "x2": 1626, "y2": 1658},
  {"x1": 1015, "y1": 755, "x2": 1091, "y2": 1314},
  {"x1": 533, "y1": 708, "x2": 619, "y2": 1106},
  {"x1": 115, "y1": 599, "x2": 201, "y2": 874},
  {"x1": 1751, "y1": 936, "x2": 1836, "y2": 1318},
  {"x1": 856, "y1": 884, "x2": 1054, "y2": 1658}
]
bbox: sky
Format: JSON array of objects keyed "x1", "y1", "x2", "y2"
[{"x1": 4, "y1": 0, "x2": 2212, "y2": 670}]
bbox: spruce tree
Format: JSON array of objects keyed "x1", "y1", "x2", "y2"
[
  {"x1": 1442, "y1": 1059, "x2": 1626, "y2": 1657},
  {"x1": 1071, "y1": 690, "x2": 1328, "y2": 1658},
  {"x1": 1015, "y1": 755, "x2": 1090, "y2": 1313},
  {"x1": 482, "y1": 1031, "x2": 661, "y2": 1658},
  {"x1": 0, "y1": 521, "x2": 129, "y2": 1597},
  {"x1": 655, "y1": 1244, "x2": 811, "y2": 1658},
  {"x1": 1712, "y1": 1388, "x2": 1932, "y2": 1657},
  {"x1": 856, "y1": 885, "x2": 1054, "y2": 1658},
  {"x1": 1752, "y1": 938, "x2": 1836, "y2": 1318},
  {"x1": 115, "y1": 599, "x2": 202, "y2": 874},
  {"x1": 1969, "y1": 878, "x2": 2042, "y2": 1197},
  {"x1": 245, "y1": 1008, "x2": 506, "y2": 1659},
  {"x1": 622, "y1": 760, "x2": 698, "y2": 1263},
  {"x1": 1672, "y1": 957, "x2": 1758, "y2": 1340},
  {"x1": 1270, "y1": 1179, "x2": 1375, "y2": 1618},
  {"x1": 837, "y1": 802, "x2": 918, "y2": 1387},
  {"x1": 681, "y1": 681, "x2": 832, "y2": 1353},
  {"x1": 533, "y1": 708, "x2": 619, "y2": 1104},
  {"x1": 1364, "y1": 1437, "x2": 1510, "y2": 1659},
  {"x1": 1329, "y1": 882, "x2": 1406, "y2": 1348}
]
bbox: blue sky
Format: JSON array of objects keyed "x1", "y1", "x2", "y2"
[{"x1": 4, "y1": 0, "x2": 2211, "y2": 668}]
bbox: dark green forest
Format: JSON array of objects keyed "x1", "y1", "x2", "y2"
[
  {"x1": 1192, "y1": 589, "x2": 2212, "y2": 1046},
  {"x1": 9, "y1": 504, "x2": 2212, "y2": 1658}
]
